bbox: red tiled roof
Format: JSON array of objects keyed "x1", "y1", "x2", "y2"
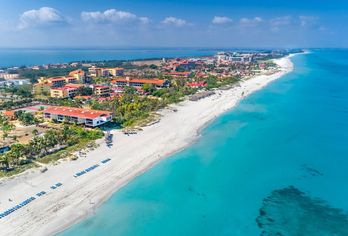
[
  {"x1": 95, "y1": 67, "x2": 124, "y2": 70},
  {"x1": 69, "y1": 69, "x2": 85, "y2": 76},
  {"x1": 65, "y1": 83, "x2": 83, "y2": 89},
  {"x1": 3, "y1": 110, "x2": 15, "y2": 117},
  {"x1": 94, "y1": 85, "x2": 110, "y2": 89},
  {"x1": 51, "y1": 84, "x2": 82, "y2": 91},
  {"x1": 187, "y1": 81, "x2": 207, "y2": 87},
  {"x1": 66, "y1": 76, "x2": 77, "y2": 80},
  {"x1": 48, "y1": 77, "x2": 66, "y2": 82},
  {"x1": 50, "y1": 87, "x2": 65, "y2": 91},
  {"x1": 97, "y1": 97, "x2": 113, "y2": 102},
  {"x1": 43, "y1": 106, "x2": 112, "y2": 119},
  {"x1": 112, "y1": 78, "x2": 165, "y2": 86},
  {"x1": 75, "y1": 95, "x2": 92, "y2": 100},
  {"x1": 167, "y1": 72, "x2": 192, "y2": 76}
]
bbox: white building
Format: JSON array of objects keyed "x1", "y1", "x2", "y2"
[{"x1": 43, "y1": 106, "x2": 113, "y2": 127}]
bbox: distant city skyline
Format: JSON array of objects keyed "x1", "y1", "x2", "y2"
[{"x1": 0, "y1": 0, "x2": 347, "y2": 48}]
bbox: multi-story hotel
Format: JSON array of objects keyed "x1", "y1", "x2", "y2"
[
  {"x1": 34, "y1": 76, "x2": 79, "y2": 95},
  {"x1": 38, "y1": 76, "x2": 78, "y2": 88},
  {"x1": 93, "y1": 85, "x2": 111, "y2": 97},
  {"x1": 69, "y1": 69, "x2": 86, "y2": 83},
  {"x1": 166, "y1": 71, "x2": 193, "y2": 78},
  {"x1": 112, "y1": 77, "x2": 169, "y2": 89},
  {"x1": 88, "y1": 67, "x2": 124, "y2": 78},
  {"x1": 50, "y1": 84, "x2": 83, "y2": 98}
]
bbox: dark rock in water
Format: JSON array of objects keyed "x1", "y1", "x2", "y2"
[
  {"x1": 256, "y1": 186, "x2": 348, "y2": 236},
  {"x1": 301, "y1": 164, "x2": 324, "y2": 177}
]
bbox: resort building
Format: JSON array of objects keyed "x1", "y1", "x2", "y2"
[
  {"x1": 38, "y1": 77, "x2": 65, "y2": 88},
  {"x1": 0, "y1": 73, "x2": 19, "y2": 80},
  {"x1": 33, "y1": 82, "x2": 51, "y2": 95},
  {"x1": 65, "y1": 76, "x2": 79, "y2": 84},
  {"x1": 186, "y1": 81, "x2": 207, "y2": 88},
  {"x1": 108, "y1": 67, "x2": 125, "y2": 77},
  {"x1": 112, "y1": 77, "x2": 169, "y2": 89},
  {"x1": 69, "y1": 69, "x2": 86, "y2": 83},
  {"x1": 216, "y1": 52, "x2": 254, "y2": 63},
  {"x1": 43, "y1": 106, "x2": 113, "y2": 127},
  {"x1": 166, "y1": 71, "x2": 193, "y2": 78},
  {"x1": 93, "y1": 85, "x2": 111, "y2": 97},
  {"x1": 50, "y1": 84, "x2": 83, "y2": 98},
  {"x1": 177, "y1": 60, "x2": 197, "y2": 71},
  {"x1": 88, "y1": 67, "x2": 124, "y2": 78},
  {"x1": 163, "y1": 58, "x2": 197, "y2": 71},
  {"x1": 34, "y1": 76, "x2": 80, "y2": 96},
  {"x1": 38, "y1": 76, "x2": 78, "y2": 88},
  {"x1": 0, "y1": 79, "x2": 30, "y2": 88}
]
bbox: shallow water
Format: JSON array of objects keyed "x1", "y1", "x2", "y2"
[{"x1": 61, "y1": 49, "x2": 348, "y2": 236}]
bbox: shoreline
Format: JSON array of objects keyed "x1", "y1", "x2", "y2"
[{"x1": 0, "y1": 55, "x2": 295, "y2": 236}]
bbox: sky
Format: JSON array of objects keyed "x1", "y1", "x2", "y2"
[{"x1": 0, "y1": 0, "x2": 347, "y2": 48}]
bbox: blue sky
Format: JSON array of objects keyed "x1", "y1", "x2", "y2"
[{"x1": 0, "y1": 0, "x2": 347, "y2": 48}]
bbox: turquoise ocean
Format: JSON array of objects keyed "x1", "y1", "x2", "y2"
[{"x1": 55, "y1": 49, "x2": 348, "y2": 235}]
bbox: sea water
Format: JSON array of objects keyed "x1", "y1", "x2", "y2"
[
  {"x1": 61, "y1": 49, "x2": 348, "y2": 235},
  {"x1": 0, "y1": 48, "x2": 218, "y2": 67}
]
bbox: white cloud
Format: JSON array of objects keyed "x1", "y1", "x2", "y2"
[
  {"x1": 212, "y1": 16, "x2": 233, "y2": 25},
  {"x1": 239, "y1": 17, "x2": 263, "y2": 27},
  {"x1": 162, "y1": 17, "x2": 187, "y2": 27},
  {"x1": 81, "y1": 9, "x2": 148, "y2": 25},
  {"x1": 270, "y1": 16, "x2": 292, "y2": 31},
  {"x1": 18, "y1": 7, "x2": 66, "y2": 29},
  {"x1": 139, "y1": 17, "x2": 150, "y2": 24},
  {"x1": 299, "y1": 16, "x2": 318, "y2": 27}
]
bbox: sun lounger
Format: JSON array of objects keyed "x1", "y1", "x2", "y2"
[{"x1": 101, "y1": 158, "x2": 111, "y2": 164}]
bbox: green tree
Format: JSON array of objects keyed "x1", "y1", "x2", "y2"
[
  {"x1": 14, "y1": 111, "x2": 37, "y2": 126},
  {"x1": 78, "y1": 87, "x2": 93, "y2": 96},
  {"x1": 1, "y1": 152, "x2": 12, "y2": 169},
  {"x1": 1, "y1": 121, "x2": 14, "y2": 141},
  {"x1": 10, "y1": 144, "x2": 27, "y2": 165},
  {"x1": 142, "y1": 84, "x2": 156, "y2": 94}
]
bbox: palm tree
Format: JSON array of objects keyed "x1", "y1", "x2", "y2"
[
  {"x1": 44, "y1": 130, "x2": 59, "y2": 148},
  {"x1": 1, "y1": 152, "x2": 12, "y2": 170},
  {"x1": 62, "y1": 125, "x2": 71, "y2": 142},
  {"x1": 1, "y1": 121, "x2": 14, "y2": 141},
  {"x1": 10, "y1": 144, "x2": 27, "y2": 165},
  {"x1": 29, "y1": 136, "x2": 43, "y2": 158}
]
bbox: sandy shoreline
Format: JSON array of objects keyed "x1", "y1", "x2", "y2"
[{"x1": 0, "y1": 55, "x2": 294, "y2": 236}]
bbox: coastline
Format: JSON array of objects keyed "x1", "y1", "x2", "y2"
[{"x1": 0, "y1": 55, "x2": 294, "y2": 236}]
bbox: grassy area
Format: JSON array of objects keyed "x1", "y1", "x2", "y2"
[
  {"x1": 132, "y1": 113, "x2": 160, "y2": 127},
  {"x1": 38, "y1": 140, "x2": 97, "y2": 164},
  {"x1": 0, "y1": 162, "x2": 39, "y2": 178}
]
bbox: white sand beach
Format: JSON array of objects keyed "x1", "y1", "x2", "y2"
[{"x1": 0, "y1": 56, "x2": 294, "y2": 236}]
